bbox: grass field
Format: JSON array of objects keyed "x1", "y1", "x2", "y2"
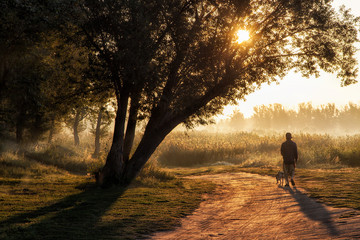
[
  {"x1": 0, "y1": 137, "x2": 215, "y2": 240},
  {"x1": 1, "y1": 131, "x2": 360, "y2": 239},
  {"x1": 0, "y1": 174, "x2": 214, "y2": 240}
]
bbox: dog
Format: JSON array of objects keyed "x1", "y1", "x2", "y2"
[{"x1": 276, "y1": 171, "x2": 284, "y2": 186}]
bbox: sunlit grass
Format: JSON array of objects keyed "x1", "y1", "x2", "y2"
[
  {"x1": 1, "y1": 130, "x2": 360, "y2": 239},
  {"x1": 0, "y1": 136, "x2": 215, "y2": 239},
  {"x1": 156, "y1": 131, "x2": 360, "y2": 169},
  {"x1": 0, "y1": 174, "x2": 214, "y2": 240}
]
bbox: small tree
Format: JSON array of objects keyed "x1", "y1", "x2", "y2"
[
  {"x1": 0, "y1": 2, "x2": 94, "y2": 143},
  {"x1": 2, "y1": 47, "x2": 55, "y2": 143},
  {"x1": 41, "y1": 30, "x2": 106, "y2": 146},
  {"x1": 338, "y1": 103, "x2": 360, "y2": 132},
  {"x1": 89, "y1": 102, "x2": 115, "y2": 158},
  {"x1": 224, "y1": 110, "x2": 247, "y2": 131},
  {"x1": 64, "y1": 107, "x2": 88, "y2": 146}
]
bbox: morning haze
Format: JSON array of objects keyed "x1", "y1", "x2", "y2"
[{"x1": 1, "y1": 0, "x2": 360, "y2": 239}]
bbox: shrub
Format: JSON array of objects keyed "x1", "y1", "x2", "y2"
[{"x1": 136, "y1": 160, "x2": 175, "y2": 186}]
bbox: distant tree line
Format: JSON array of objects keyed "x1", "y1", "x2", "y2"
[{"x1": 218, "y1": 102, "x2": 360, "y2": 133}]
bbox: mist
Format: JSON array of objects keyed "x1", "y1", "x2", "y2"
[{"x1": 200, "y1": 102, "x2": 360, "y2": 136}]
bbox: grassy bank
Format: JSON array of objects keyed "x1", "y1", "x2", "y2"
[
  {"x1": 0, "y1": 172, "x2": 214, "y2": 240},
  {"x1": 0, "y1": 174, "x2": 214, "y2": 240},
  {"x1": 0, "y1": 139, "x2": 215, "y2": 240}
]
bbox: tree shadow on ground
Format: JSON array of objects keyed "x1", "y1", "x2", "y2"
[
  {"x1": 1, "y1": 183, "x2": 125, "y2": 240},
  {"x1": 283, "y1": 186, "x2": 340, "y2": 237}
]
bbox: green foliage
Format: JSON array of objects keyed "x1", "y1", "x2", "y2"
[
  {"x1": 1, "y1": 49, "x2": 54, "y2": 141},
  {"x1": 0, "y1": 2, "x2": 72, "y2": 140},
  {"x1": 0, "y1": 134, "x2": 106, "y2": 178},
  {"x1": 1, "y1": 3, "x2": 113, "y2": 143}
]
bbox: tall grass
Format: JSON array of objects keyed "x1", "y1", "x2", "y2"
[
  {"x1": 155, "y1": 131, "x2": 360, "y2": 168},
  {"x1": 0, "y1": 132, "x2": 174, "y2": 183},
  {"x1": 2, "y1": 130, "x2": 360, "y2": 180},
  {"x1": 0, "y1": 152, "x2": 63, "y2": 178}
]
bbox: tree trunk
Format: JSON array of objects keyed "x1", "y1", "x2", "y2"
[
  {"x1": 73, "y1": 110, "x2": 80, "y2": 146},
  {"x1": 97, "y1": 91, "x2": 129, "y2": 187},
  {"x1": 98, "y1": 76, "x2": 228, "y2": 187},
  {"x1": 99, "y1": 88, "x2": 187, "y2": 187},
  {"x1": 92, "y1": 107, "x2": 103, "y2": 158},
  {"x1": 0, "y1": 57, "x2": 11, "y2": 102},
  {"x1": 16, "y1": 106, "x2": 26, "y2": 144},
  {"x1": 118, "y1": 86, "x2": 222, "y2": 186},
  {"x1": 122, "y1": 116, "x2": 178, "y2": 185},
  {"x1": 48, "y1": 119, "x2": 55, "y2": 144},
  {"x1": 123, "y1": 93, "x2": 140, "y2": 162},
  {"x1": 30, "y1": 114, "x2": 43, "y2": 142}
]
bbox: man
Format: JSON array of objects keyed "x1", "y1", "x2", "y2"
[{"x1": 281, "y1": 132, "x2": 298, "y2": 187}]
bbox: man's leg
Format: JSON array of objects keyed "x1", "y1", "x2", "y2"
[
  {"x1": 289, "y1": 164, "x2": 295, "y2": 186},
  {"x1": 283, "y1": 163, "x2": 290, "y2": 186}
]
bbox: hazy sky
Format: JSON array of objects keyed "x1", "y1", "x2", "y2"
[{"x1": 222, "y1": 0, "x2": 360, "y2": 118}]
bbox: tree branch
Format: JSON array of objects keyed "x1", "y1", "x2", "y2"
[{"x1": 123, "y1": 91, "x2": 140, "y2": 162}]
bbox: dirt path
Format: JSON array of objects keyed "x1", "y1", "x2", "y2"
[{"x1": 150, "y1": 172, "x2": 360, "y2": 239}]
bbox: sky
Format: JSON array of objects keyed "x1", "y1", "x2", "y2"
[{"x1": 221, "y1": 0, "x2": 360, "y2": 119}]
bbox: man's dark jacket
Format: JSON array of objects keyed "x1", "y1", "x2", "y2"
[{"x1": 281, "y1": 140, "x2": 298, "y2": 164}]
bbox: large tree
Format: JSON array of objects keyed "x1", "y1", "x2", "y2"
[{"x1": 62, "y1": 0, "x2": 359, "y2": 187}]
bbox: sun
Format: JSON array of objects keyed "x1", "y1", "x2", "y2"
[{"x1": 236, "y1": 29, "x2": 250, "y2": 44}]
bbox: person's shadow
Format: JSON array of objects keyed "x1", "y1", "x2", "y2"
[
  {"x1": 1, "y1": 183, "x2": 125, "y2": 240},
  {"x1": 283, "y1": 186, "x2": 340, "y2": 236}
]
